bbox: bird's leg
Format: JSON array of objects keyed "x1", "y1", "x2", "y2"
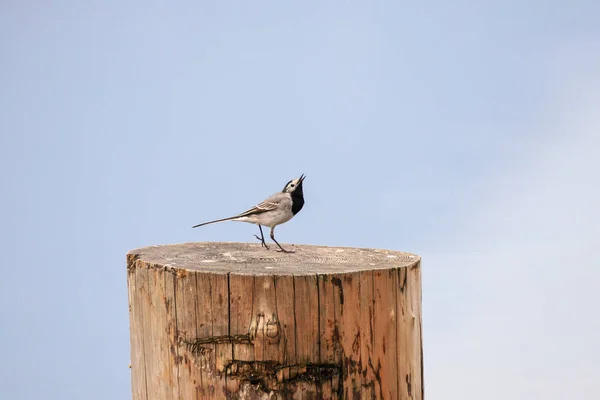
[
  {"x1": 254, "y1": 225, "x2": 269, "y2": 249},
  {"x1": 270, "y1": 227, "x2": 293, "y2": 253}
]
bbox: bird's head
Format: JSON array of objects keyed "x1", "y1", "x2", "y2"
[{"x1": 282, "y1": 174, "x2": 306, "y2": 195}]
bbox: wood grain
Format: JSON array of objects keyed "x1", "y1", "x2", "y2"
[{"x1": 127, "y1": 242, "x2": 422, "y2": 399}]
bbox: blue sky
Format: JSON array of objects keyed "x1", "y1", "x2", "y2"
[{"x1": 1, "y1": 1, "x2": 599, "y2": 399}]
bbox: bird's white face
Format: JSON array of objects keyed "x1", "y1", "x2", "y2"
[{"x1": 283, "y1": 174, "x2": 305, "y2": 194}]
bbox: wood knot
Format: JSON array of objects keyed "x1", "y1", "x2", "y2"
[{"x1": 265, "y1": 313, "x2": 280, "y2": 342}]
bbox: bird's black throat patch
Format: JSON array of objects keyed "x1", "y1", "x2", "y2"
[{"x1": 291, "y1": 185, "x2": 305, "y2": 215}]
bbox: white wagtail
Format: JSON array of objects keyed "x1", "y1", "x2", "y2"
[{"x1": 192, "y1": 174, "x2": 305, "y2": 253}]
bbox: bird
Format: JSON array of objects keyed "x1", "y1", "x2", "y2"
[{"x1": 192, "y1": 174, "x2": 306, "y2": 253}]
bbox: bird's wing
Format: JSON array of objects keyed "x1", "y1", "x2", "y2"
[
  {"x1": 235, "y1": 200, "x2": 280, "y2": 218},
  {"x1": 192, "y1": 199, "x2": 280, "y2": 228},
  {"x1": 235, "y1": 192, "x2": 287, "y2": 218}
]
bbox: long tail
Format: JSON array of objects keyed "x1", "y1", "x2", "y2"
[{"x1": 192, "y1": 216, "x2": 239, "y2": 228}]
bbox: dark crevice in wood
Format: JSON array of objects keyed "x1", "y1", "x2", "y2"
[
  {"x1": 399, "y1": 268, "x2": 407, "y2": 293},
  {"x1": 395, "y1": 268, "x2": 401, "y2": 400},
  {"x1": 208, "y1": 275, "x2": 217, "y2": 390},
  {"x1": 209, "y1": 275, "x2": 214, "y2": 337},
  {"x1": 273, "y1": 275, "x2": 285, "y2": 365},
  {"x1": 193, "y1": 272, "x2": 202, "y2": 388},
  {"x1": 140, "y1": 268, "x2": 149, "y2": 400},
  {"x1": 193, "y1": 273, "x2": 199, "y2": 339},
  {"x1": 331, "y1": 276, "x2": 344, "y2": 307},
  {"x1": 370, "y1": 271, "x2": 375, "y2": 351},
  {"x1": 170, "y1": 271, "x2": 181, "y2": 398},
  {"x1": 292, "y1": 275, "x2": 298, "y2": 363},
  {"x1": 368, "y1": 271, "x2": 382, "y2": 399},
  {"x1": 227, "y1": 273, "x2": 231, "y2": 336},
  {"x1": 332, "y1": 275, "x2": 344, "y2": 400},
  {"x1": 356, "y1": 271, "x2": 362, "y2": 383},
  {"x1": 250, "y1": 275, "x2": 256, "y2": 340},
  {"x1": 224, "y1": 273, "x2": 230, "y2": 393},
  {"x1": 316, "y1": 274, "x2": 321, "y2": 364},
  {"x1": 272, "y1": 276, "x2": 280, "y2": 346},
  {"x1": 368, "y1": 356, "x2": 383, "y2": 400},
  {"x1": 272, "y1": 276, "x2": 278, "y2": 329},
  {"x1": 227, "y1": 272, "x2": 233, "y2": 362},
  {"x1": 184, "y1": 341, "x2": 215, "y2": 357},
  {"x1": 225, "y1": 360, "x2": 341, "y2": 393}
]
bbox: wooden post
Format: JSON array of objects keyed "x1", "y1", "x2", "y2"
[{"x1": 127, "y1": 242, "x2": 423, "y2": 400}]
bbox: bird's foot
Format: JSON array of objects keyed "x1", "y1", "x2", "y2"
[
  {"x1": 254, "y1": 234, "x2": 269, "y2": 249},
  {"x1": 276, "y1": 249, "x2": 294, "y2": 254},
  {"x1": 275, "y1": 246, "x2": 294, "y2": 254}
]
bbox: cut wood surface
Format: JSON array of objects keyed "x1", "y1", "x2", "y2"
[{"x1": 127, "y1": 242, "x2": 423, "y2": 400}]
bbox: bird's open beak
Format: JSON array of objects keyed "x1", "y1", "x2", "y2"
[{"x1": 299, "y1": 174, "x2": 306, "y2": 184}]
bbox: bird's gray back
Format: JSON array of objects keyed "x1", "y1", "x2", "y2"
[{"x1": 263, "y1": 191, "x2": 291, "y2": 205}]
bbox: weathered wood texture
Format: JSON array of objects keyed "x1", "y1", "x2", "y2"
[{"x1": 127, "y1": 242, "x2": 423, "y2": 400}]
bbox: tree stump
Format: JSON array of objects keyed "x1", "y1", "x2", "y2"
[{"x1": 127, "y1": 242, "x2": 423, "y2": 400}]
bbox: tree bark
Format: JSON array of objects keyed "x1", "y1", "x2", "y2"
[{"x1": 127, "y1": 242, "x2": 423, "y2": 399}]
